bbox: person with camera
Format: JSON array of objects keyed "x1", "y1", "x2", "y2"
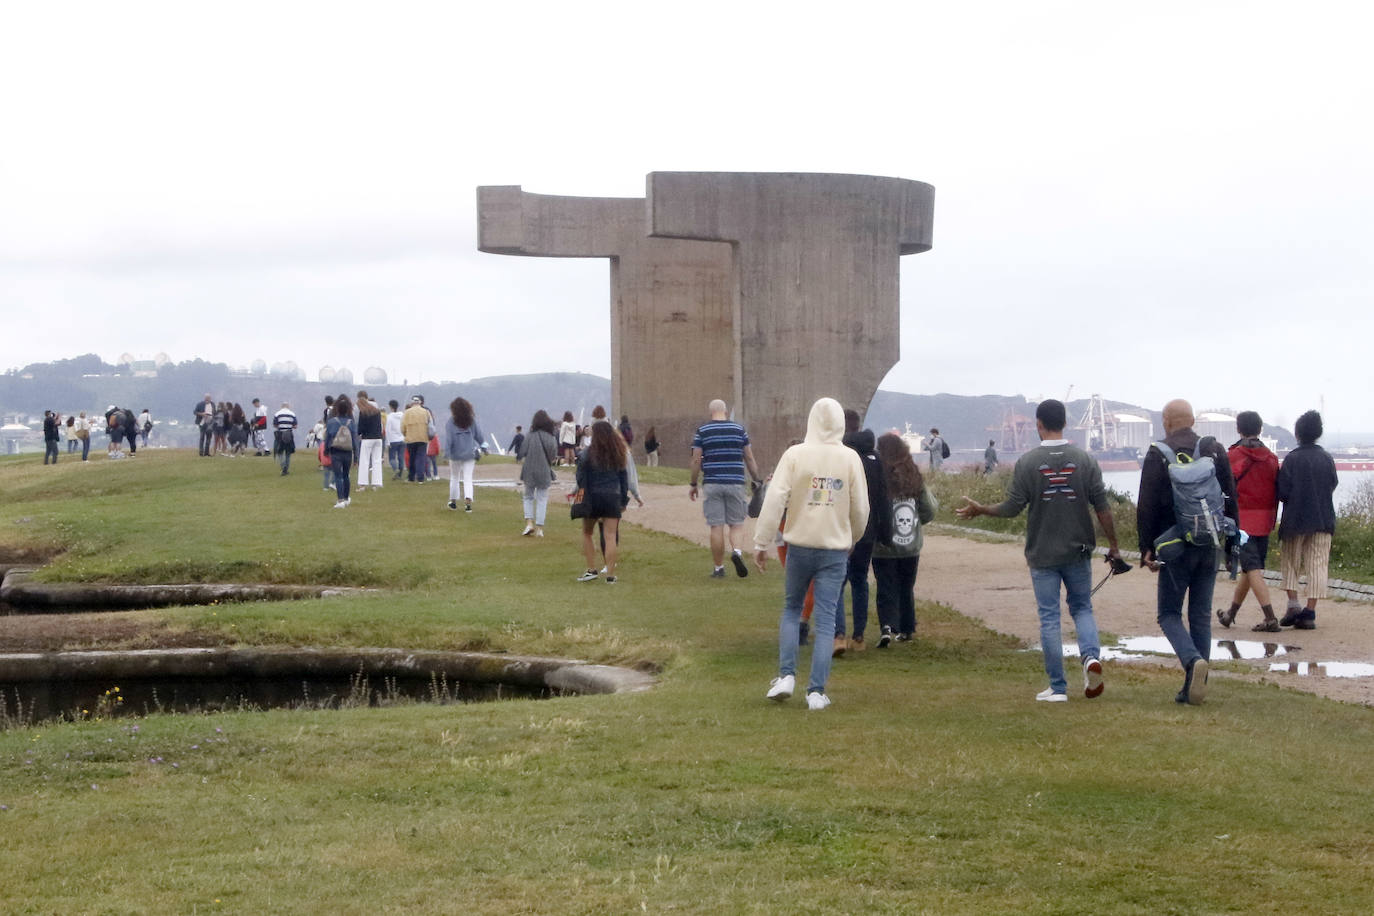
[{"x1": 956, "y1": 399, "x2": 1122, "y2": 703}]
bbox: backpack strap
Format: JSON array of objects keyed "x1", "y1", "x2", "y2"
[{"x1": 1151, "y1": 441, "x2": 1177, "y2": 465}]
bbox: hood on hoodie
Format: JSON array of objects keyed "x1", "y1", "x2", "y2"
[
  {"x1": 804, "y1": 398, "x2": 846, "y2": 446},
  {"x1": 842, "y1": 428, "x2": 876, "y2": 455}
]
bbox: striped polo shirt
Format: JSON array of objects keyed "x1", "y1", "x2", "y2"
[{"x1": 693, "y1": 420, "x2": 750, "y2": 484}]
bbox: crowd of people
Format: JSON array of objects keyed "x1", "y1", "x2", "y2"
[
  {"x1": 36, "y1": 386, "x2": 1341, "y2": 714},
  {"x1": 675, "y1": 393, "x2": 1337, "y2": 713},
  {"x1": 39, "y1": 406, "x2": 155, "y2": 463}
]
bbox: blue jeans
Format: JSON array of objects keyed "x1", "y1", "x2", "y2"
[
  {"x1": 834, "y1": 538, "x2": 874, "y2": 639},
  {"x1": 777, "y1": 545, "x2": 848, "y2": 694},
  {"x1": 1029, "y1": 558, "x2": 1099, "y2": 694},
  {"x1": 81, "y1": 436, "x2": 90, "y2": 461},
  {"x1": 331, "y1": 449, "x2": 353, "y2": 501},
  {"x1": 388, "y1": 442, "x2": 405, "y2": 474},
  {"x1": 1157, "y1": 544, "x2": 1216, "y2": 669}
]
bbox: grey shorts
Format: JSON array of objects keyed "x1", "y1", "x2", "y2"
[{"x1": 703, "y1": 482, "x2": 748, "y2": 527}]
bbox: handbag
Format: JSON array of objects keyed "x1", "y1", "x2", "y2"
[
  {"x1": 427, "y1": 436, "x2": 440, "y2": 458},
  {"x1": 569, "y1": 488, "x2": 589, "y2": 519},
  {"x1": 318, "y1": 442, "x2": 332, "y2": 467}
]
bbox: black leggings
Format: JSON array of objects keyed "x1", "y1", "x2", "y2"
[{"x1": 873, "y1": 554, "x2": 921, "y2": 636}]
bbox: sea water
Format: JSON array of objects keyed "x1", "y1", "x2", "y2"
[{"x1": 1102, "y1": 468, "x2": 1372, "y2": 511}]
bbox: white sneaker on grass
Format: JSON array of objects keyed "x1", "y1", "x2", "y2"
[
  {"x1": 1035, "y1": 688, "x2": 1068, "y2": 703},
  {"x1": 766, "y1": 675, "x2": 794, "y2": 701},
  {"x1": 806, "y1": 692, "x2": 831, "y2": 711},
  {"x1": 576, "y1": 569, "x2": 598, "y2": 582}
]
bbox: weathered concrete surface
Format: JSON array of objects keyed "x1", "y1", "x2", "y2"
[
  {"x1": 649, "y1": 171, "x2": 934, "y2": 468},
  {"x1": 478, "y1": 185, "x2": 735, "y2": 466},
  {"x1": 0, "y1": 647, "x2": 655, "y2": 696},
  {"x1": 0, "y1": 569, "x2": 367, "y2": 611}
]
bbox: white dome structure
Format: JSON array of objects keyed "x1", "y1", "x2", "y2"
[
  {"x1": 250, "y1": 359, "x2": 267, "y2": 376},
  {"x1": 363, "y1": 367, "x2": 387, "y2": 385},
  {"x1": 318, "y1": 366, "x2": 337, "y2": 384},
  {"x1": 285, "y1": 361, "x2": 303, "y2": 381},
  {"x1": 118, "y1": 352, "x2": 135, "y2": 366},
  {"x1": 154, "y1": 352, "x2": 170, "y2": 367},
  {"x1": 335, "y1": 366, "x2": 354, "y2": 386}
]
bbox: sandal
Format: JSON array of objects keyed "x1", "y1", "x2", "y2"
[
  {"x1": 1216, "y1": 608, "x2": 1237, "y2": 628},
  {"x1": 1252, "y1": 618, "x2": 1281, "y2": 633}
]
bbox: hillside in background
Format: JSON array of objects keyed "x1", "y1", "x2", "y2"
[{"x1": 2, "y1": 355, "x2": 1301, "y2": 455}]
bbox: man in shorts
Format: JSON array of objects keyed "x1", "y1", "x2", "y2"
[
  {"x1": 689, "y1": 399, "x2": 762, "y2": 579},
  {"x1": 1217, "y1": 411, "x2": 1281, "y2": 632}
]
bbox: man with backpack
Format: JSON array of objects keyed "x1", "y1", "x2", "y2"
[
  {"x1": 1137, "y1": 399, "x2": 1239, "y2": 706},
  {"x1": 925, "y1": 428, "x2": 948, "y2": 471}
]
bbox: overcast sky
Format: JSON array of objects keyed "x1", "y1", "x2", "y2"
[{"x1": 3, "y1": 1, "x2": 1370, "y2": 434}]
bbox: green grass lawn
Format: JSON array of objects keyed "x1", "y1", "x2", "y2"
[{"x1": 2, "y1": 451, "x2": 1373, "y2": 914}]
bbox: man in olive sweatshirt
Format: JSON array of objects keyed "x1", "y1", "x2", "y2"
[
  {"x1": 753, "y1": 398, "x2": 869, "y2": 711},
  {"x1": 956, "y1": 399, "x2": 1122, "y2": 703}
]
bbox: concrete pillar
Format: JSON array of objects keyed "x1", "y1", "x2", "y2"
[
  {"x1": 477, "y1": 186, "x2": 734, "y2": 466},
  {"x1": 648, "y1": 172, "x2": 934, "y2": 469}
]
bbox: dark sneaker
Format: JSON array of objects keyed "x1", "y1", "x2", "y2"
[
  {"x1": 894, "y1": 633, "x2": 912, "y2": 643},
  {"x1": 464, "y1": 502, "x2": 472, "y2": 513},
  {"x1": 1186, "y1": 658, "x2": 1208, "y2": 705},
  {"x1": 877, "y1": 626, "x2": 893, "y2": 649},
  {"x1": 709, "y1": 567, "x2": 726, "y2": 579},
  {"x1": 604, "y1": 576, "x2": 617, "y2": 585},
  {"x1": 730, "y1": 551, "x2": 748, "y2": 578},
  {"x1": 447, "y1": 500, "x2": 458, "y2": 510},
  {"x1": 1294, "y1": 610, "x2": 1316, "y2": 630},
  {"x1": 1279, "y1": 607, "x2": 1303, "y2": 627}
]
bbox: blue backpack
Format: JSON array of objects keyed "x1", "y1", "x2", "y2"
[{"x1": 1151, "y1": 438, "x2": 1236, "y2": 548}]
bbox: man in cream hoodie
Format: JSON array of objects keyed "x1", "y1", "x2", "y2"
[{"x1": 753, "y1": 398, "x2": 869, "y2": 710}]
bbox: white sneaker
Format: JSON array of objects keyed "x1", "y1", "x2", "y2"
[
  {"x1": 766, "y1": 675, "x2": 794, "y2": 701},
  {"x1": 522, "y1": 524, "x2": 534, "y2": 536},
  {"x1": 332, "y1": 501, "x2": 348, "y2": 509},
  {"x1": 1083, "y1": 658, "x2": 1104, "y2": 699},
  {"x1": 576, "y1": 569, "x2": 599, "y2": 582},
  {"x1": 806, "y1": 692, "x2": 831, "y2": 711},
  {"x1": 1035, "y1": 688, "x2": 1068, "y2": 703}
]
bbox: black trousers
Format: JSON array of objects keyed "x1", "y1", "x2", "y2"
[{"x1": 873, "y1": 554, "x2": 921, "y2": 636}]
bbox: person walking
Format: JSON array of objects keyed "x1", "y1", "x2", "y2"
[
  {"x1": 1276, "y1": 410, "x2": 1338, "y2": 630},
  {"x1": 42, "y1": 411, "x2": 60, "y2": 464},
  {"x1": 273, "y1": 401, "x2": 298, "y2": 476},
  {"x1": 618, "y1": 415, "x2": 634, "y2": 451},
  {"x1": 574, "y1": 421, "x2": 629, "y2": 584},
  {"x1": 872, "y1": 432, "x2": 938, "y2": 646},
  {"x1": 1217, "y1": 411, "x2": 1282, "y2": 632},
  {"x1": 518, "y1": 410, "x2": 559, "y2": 537},
  {"x1": 558, "y1": 411, "x2": 577, "y2": 466},
  {"x1": 122, "y1": 406, "x2": 140, "y2": 457},
  {"x1": 325, "y1": 395, "x2": 358, "y2": 509},
  {"x1": 194, "y1": 394, "x2": 213, "y2": 456},
  {"x1": 402, "y1": 396, "x2": 430, "y2": 483},
  {"x1": 689, "y1": 399, "x2": 763, "y2": 579},
  {"x1": 643, "y1": 425, "x2": 660, "y2": 467},
  {"x1": 984, "y1": 439, "x2": 998, "y2": 474},
  {"x1": 385, "y1": 399, "x2": 406, "y2": 479},
  {"x1": 75, "y1": 411, "x2": 91, "y2": 461},
  {"x1": 443, "y1": 397, "x2": 485, "y2": 512},
  {"x1": 831, "y1": 409, "x2": 893, "y2": 655},
  {"x1": 355, "y1": 391, "x2": 385, "y2": 491},
  {"x1": 138, "y1": 409, "x2": 153, "y2": 448},
  {"x1": 1137, "y1": 399, "x2": 1239, "y2": 705},
  {"x1": 753, "y1": 398, "x2": 869, "y2": 711},
  {"x1": 508, "y1": 425, "x2": 525, "y2": 459},
  {"x1": 924, "y1": 428, "x2": 946, "y2": 471},
  {"x1": 957, "y1": 399, "x2": 1122, "y2": 702}
]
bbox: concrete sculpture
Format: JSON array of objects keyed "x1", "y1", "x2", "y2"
[
  {"x1": 477, "y1": 186, "x2": 734, "y2": 466},
  {"x1": 477, "y1": 172, "x2": 934, "y2": 468},
  {"x1": 648, "y1": 172, "x2": 934, "y2": 467}
]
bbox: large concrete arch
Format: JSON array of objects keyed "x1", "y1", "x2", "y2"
[
  {"x1": 647, "y1": 172, "x2": 934, "y2": 468},
  {"x1": 477, "y1": 185, "x2": 735, "y2": 465}
]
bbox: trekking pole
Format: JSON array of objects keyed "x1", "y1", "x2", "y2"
[{"x1": 1090, "y1": 554, "x2": 1132, "y2": 597}]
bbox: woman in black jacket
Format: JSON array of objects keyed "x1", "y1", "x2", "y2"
[{"x1": 575, "y1": 421, "x2": 629, "y2": 584}]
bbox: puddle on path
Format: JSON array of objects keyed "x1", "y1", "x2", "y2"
[
  {"x1": 1046, "y1": 636, "x2": 1374, "y2": 679},
  {"x1": 1267, "y1": 661, "x2": 1374, "y2": 678}
]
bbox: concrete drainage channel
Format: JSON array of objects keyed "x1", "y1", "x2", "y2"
[
  {"x1": 0, "y1": 565, "x2": 656, "y2": 723},
  {"x1": 0, "y1": 566, "x2": 367, "y2": 613},
  {"x1": 0, "y1": 647, "x2": 656, "y2": 724}
]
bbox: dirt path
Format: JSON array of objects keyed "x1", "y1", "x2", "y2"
[{"x1": 620, "y1": 480, "x2": 1374, "y2": 706}]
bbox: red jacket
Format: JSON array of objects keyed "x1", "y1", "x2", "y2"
[{"x1": 1228, "y1": 439, "x2": 1279, "y2": 536}]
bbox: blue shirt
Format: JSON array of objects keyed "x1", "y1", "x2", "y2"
[{"x1": 693, "y1": 420, "x2": 750, "y2": 484}]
